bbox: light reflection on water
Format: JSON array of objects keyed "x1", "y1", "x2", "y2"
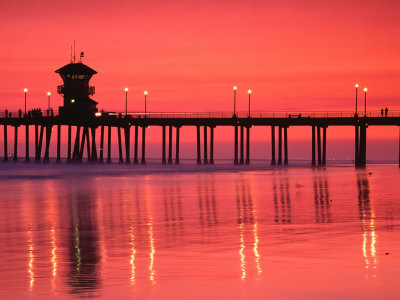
[{"x1": 0, "y1": 165, "x2": 400, "y2": 299}]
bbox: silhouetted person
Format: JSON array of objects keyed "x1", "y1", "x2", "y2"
[
  {"x1": 18, "y1": 109, "x2": 22, "y2": 118},
  {"x1": 385, "y1": 107, "x2": 388, "y2": 117},
  {"x1": 381, "y1": 108, "x2": 384, "y2": 117}
]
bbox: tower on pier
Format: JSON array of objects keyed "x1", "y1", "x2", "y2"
[{"x1": 56, "y1": 62, "x2": 98, "y2": 117}]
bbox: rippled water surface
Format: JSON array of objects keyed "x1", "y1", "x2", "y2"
[{"x1": 0, "y1": 164, "x2": 399, "y2": 299}]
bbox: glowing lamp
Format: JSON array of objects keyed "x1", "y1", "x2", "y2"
[
  {"x1": 144, "y1": 90, "x2": 148, "y2": 95},
  {"x1": 71, "y1": 99, "x2": 75, "y2": 103},
  {"x1": 233, "y1": 86, "x2": 237, "y2": 90},
  {"x1": 125, "y1": 87, "x2": 129, "y2": 92},
  {"x1": 47, "y1": 92, "x2": 51, "y2": 96},
  {"x1": 364, "y1": 87, "x2": 367, "y2": 92},
  {"x1": 95, "y1": 112, "x2": 102, "y2": 117},
  {"x1": 24, "y1": 88, "x2": 28, "y2": 93},
  {"x1": 248, "y1": 89, "x2": 252, "y2": 94},
  {"x1": 355, "y1": 83, "x2": 359, "y2": 88}
]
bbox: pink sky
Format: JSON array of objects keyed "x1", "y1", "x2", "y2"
[{"x1": 1, "y1": 0, "x2": 400, "y2": 160}]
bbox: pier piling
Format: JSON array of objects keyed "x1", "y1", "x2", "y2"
[
  {"x1": 234, "y1": 125, "x2": 239, "y2": 165},
  {"x1": 141, "y1": 126, "x2": 146, "y2": 164},
  {"x1": 25, "y1": 125, "x2": 30, "y2": 162},
  {"x1": 271, "y1": 126, "x2": 276, "y2": 165},
  {"x1": 168, "y1": 125, "x2": 173, "y2": 164},
  {"x1": 13, "y1": 126, "x2": 18, "y2": 162},
  {"x1": 162, "y1": 126, "x2": 166, "y2": 164},
  {"x1": 197, "y1": 126, "x2": 201, "y2": 164},
  {"x1": 107, "y1": 126, "x2": 112, "y2": 163},
  {"x1": 204, "y1": 126, "x2": 208, "y2": 164},
  {"x1": 175, "y1": 126, "x2": 180, "y2": 164}
]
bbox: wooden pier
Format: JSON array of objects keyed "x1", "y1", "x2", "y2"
[{"x1": 1, "y1": 111, "x2": 399, "y2": 167}]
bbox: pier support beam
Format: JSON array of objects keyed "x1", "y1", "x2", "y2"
[
  {"x1": 134, "y1": 126, "x2": 139, "y2": 164},
  {"x1": 240, "y1": 126, "x2": 244, "y2": 165},
  {"x1": 175, "y1": 126, "x2": 180, "y2": 164},
  {"x1": 197, "y1": 126, "x2": 201, "y2": 164},
  {"x1": 107, "y1": 126, "x2": 112, "y2": 163},
  {"x1": 203, "y1": 126, "x2": 208, "y2": 164},
  {"x1": 25, "y1": 125, "x2": 30, "y2": 162},
  {"x1": 162, "y1": 126, "x2": 166, "y2": 164},
  {"x1": 36, "y1": 126, "x2": 45, "y2": 163},
  {"x1": 56, "y1": 125, "x2": 61, "y2": 163},
  {"x1": 99, "y1": 125, "x2": 104, "y2": 163},
  {"x1": 355, "y1": 125, "x2": 359, "y2": 166},
  {"x1": 245, "y1": 126, "x2": 250, "y2": 165},
  {"x1": 278, "y1": 126, "x2": 282, "y2": 165},
  {"x1": 43, "y1": 126, "x2": 52, "y2": 163},
  {"x1": 322, "y1": 126, "x2": 327, "y2": 166},
  {"x1": 357, "y1": 124, "x2": 367, "y2": 167},
  {"x1": 78, "y1": 127, "x2": 87, "y2": 161},
  {"x1": 141, "y1": 126, "x2": 146, "y2": 164},
  {"x1": 234, "y1": 125, "x2": 239, "y2": 165},
  {"x1": 3, "y1": 125, "x2": 8, "y2": 162},
  {"x1": 311, "y1": 126, "x2": 316, "y2": 166},
  {"x1": 271, "y1": 126, "x2": 276, "y2": 165},
  {"x1": 34, "y1": 125, "x2": 38, "y2": 162},
  {"x1": 317, "y1": 126, "x2": 322, "y2": 166},
  {"x1": 175, "y1": 126, "x2": 180, "y2": 165},
  {"x1": 209, "y1": 126, "x2": 214, "y2": 164},
  {"x1": 72, "y1": 126, "x2": 80, "y2": 161},
  {"x1": 124, "y1": 127, "x2": 130, "y2": 164},
  {"x1": 91, "y1": 127, "x2": 98, "y2": 162},
  {"x1": 168, "y1": 125, "x2": 173, "y2": 164},
  {"x1": 284, "y1": 126, "x2": 288, "y2": 165},
  {"x1": 13, "y1": 126, "x2": 18, "y2": 162},
  {"x1": 85, "y1": 127, "x2": 91, "y2": 161},
  {"x1": 67, "y1": 125, "x2": 72, "y2": 162},
  {"x1": 118, "y1": 126, "x2": 123, "y2": 163}
]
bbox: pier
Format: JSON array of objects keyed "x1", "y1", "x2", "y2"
[
  {"x1": 1, "y1": 59, "x2": 399, "y2": 167},
  {"x1": 1, "y1": 111, "x2": 400, "y2": 167}
]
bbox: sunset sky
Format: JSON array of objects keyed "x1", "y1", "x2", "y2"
[
  {"x1": 1, "y1": 0, "x2": 400, "y2": 159},
  {"x1": 1, "y1": 0, "x2": 400, "y2": 112}
]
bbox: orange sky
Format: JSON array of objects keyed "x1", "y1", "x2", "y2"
[
  {"x1": 1, "y1": 0, "x2": 400, "y2": 112},
  {"x1": 1, "y1": 0, "x2": 400, "y2": 160}
]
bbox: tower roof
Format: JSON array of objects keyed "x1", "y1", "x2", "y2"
[{"x1": 55, "y1": 62, "x2": 97, "y2": 75}]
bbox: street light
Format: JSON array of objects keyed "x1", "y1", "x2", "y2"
[
  {"x1": 233, "y1": 86, "x2": 237, "y2": 117},
  {"x1": 47, "y1": 92, "x2": 51, "y2": 110},
  {"x1": 23, "y1": 88, "x2": 28, "y2": 115},
  {"x1": 124, "y1": 87, "x2": 128, "y2": 115},
  {"x1": 144, "y1": 90, "x2": 148, "y2": 117},
  {"x1": 355, "y1": 83, "x2": 359, "y2": 117},
  {"x1": 363, "y1": 87, "x2": 367, "y2": 117},
  {"x1": 248, "y1": 89, "x2": 252, "y2": 117}
]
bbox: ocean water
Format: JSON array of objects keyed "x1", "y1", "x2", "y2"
[{"x1": 0, "y1": 163, "x2": 399, "y2": 299}]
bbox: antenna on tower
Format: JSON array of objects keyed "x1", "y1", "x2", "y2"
[
  {"x1": 73, "y1": 40, "x2": 76, "y2": 63},
  {"x1": 70, "y1": 45, "x2": 73, "y2": 63}
]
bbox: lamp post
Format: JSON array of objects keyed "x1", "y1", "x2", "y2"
[
  {"x1": 47, "y1": 92, "x2": 51, "y2": 110},
  {"x1": 124, "y1": 87, "x2": 128, "y2": 115},
  {"x1": 233, "y1": 86, "x2": 237, "y2": 117},
  {"x1": 144, "y1": 90, "x2": 148, "y2": 117},
  {"x1": 364, "y1": 87, "x2": 367, "y2": 118},
  {"x1": 355, "y1": 83, "x2": 359, "y2": 117},
  {"x1": 24, "y1": 88, "x2": 28, "y2": 115},
  {"x1": 247, "y1": 90, "x2": 252, "y2": 118}
]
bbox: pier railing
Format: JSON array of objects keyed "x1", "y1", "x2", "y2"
[{"x1": 1, "y1": 110, "x2": 400, "y2": 119}]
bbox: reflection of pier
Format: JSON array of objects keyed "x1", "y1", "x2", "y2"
[
  {"x1": 235, "y1": 179, "x2": 262, "y2": 279},
  {"x1": 313, "y1": 174, "x2": 331, "y2": 223},
  {"x1": 67, "y1": 183, "x2": 100, "y2": 294},
  {"x1": 163, "y1": 184, "x2": 184, "y2": 246},
  {"x1": 357, "y1": 172, "x2": 377, "y2": 276},
  {"x1": 272, "y1": 173, "x2": 291, "y2": 223},
  {"x1": 198, "y1": 178, "x2": 218, "y2": 229}
]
